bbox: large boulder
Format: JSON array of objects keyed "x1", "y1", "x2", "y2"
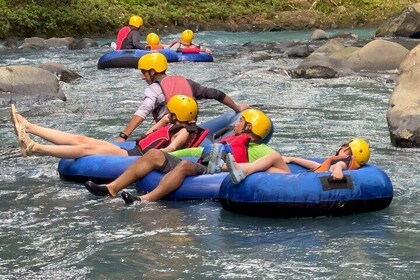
[
  {"x1": 346, "y1": 39, "x2": 409, "y2": 72},
  {"x1": 19, "y1": 37, "x2": 46, "y2": 50},
  {"x1": 310, "y1": 29, "x2": 329, "y2": 41},
  {"x1": 387, "y1": 64, "x2": 420, "y2": 147},
  {"x1": 19, "y1": 37, "x2": 76, "y2": 49},
  {"x1": 0, "y1": 65, "x2": 66, "y2": 106},
  {"x1": 375, "y1": 4, "x2": 420, "y2": 38},
  {"x1": 293, "y1": 39, "x2": 355, "y2": 78},
  {"x1": 44, "y1": 37, "x2": 76, "y2": 49},
  {"x1": 399, "y1": 43, "x2": 420, "y2": 74},
  {"x1": 38, "y1": 62, "x2": 82, "y2": 83},
  {"x1": 72, "y1": 38, "x2": 99, "y2": 50}
]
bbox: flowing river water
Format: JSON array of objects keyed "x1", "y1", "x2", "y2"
[{"x1": 0, "y1": 29, "x2": 419, "y2": 279}]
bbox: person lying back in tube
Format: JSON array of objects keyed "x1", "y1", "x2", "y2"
[{"x1": 168, "y1": 29, "x2": 212, "y2": 54}]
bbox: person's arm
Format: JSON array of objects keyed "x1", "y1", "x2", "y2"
[
  {"x1": 116, "y1": 87, "x2": 161, "y2": 141},
  {"x1": 145, "y1": 114, "x2": 170, "y2": 135},
  {"x1": 282, "y1": 156, "x2": 321, "y2": 170},
  {"x1": 115, "y1": 115, "x2": 145, "y2": 142},
  {"x1": 329, "y1": 161, "x2": 348, "y2": 180},
  {"x1": 188, "y1": 79, "x2": 249, "y2": 113},
  {"x1": 220, "y1": 95, "x2": 250, "y2": 113},
  {"x1": 160, "y1": 129, "x2": 190, "y2": 153}
]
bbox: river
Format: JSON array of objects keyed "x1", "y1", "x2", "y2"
[{"x1": 0, "y1": 29, "x2": 419, "y2": 279}]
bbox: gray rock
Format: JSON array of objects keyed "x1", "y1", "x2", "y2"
[
  {"x1": 19, "y1": 37, "x2": 46, "y2": 50},
  {"x1": 375, "y1": 4, "x2": 420, "y2": 38},
  {"x1": 291, "y1": 66, "x2": 337, "y2": 79},
  {"x1": 0, "y1": 65, "x2": 66, "y2": 106},
  {"x1": 346, "y1": 39, "x2": 409, "y2": 71},
  {"x1": 399, "y1": 44, "x2": 420, "y2": 74},
  {"x1": 286, "y1": 44, "x2": 312, "y2": 58},
  {"x1": 310, "y1": 29, "x2": 329, "y2": 41},
  {"x1": 387, "y1": 64, "x2": 420, "y2": 147},
  {"x1": 73, "y1": 38, "x2": 99, "y2": 50},
  {"x1": 44, "y1": 37, "x2": 76, "y2": 49},
  {"x1": 38, "y1": 62, "x2": 82, "y2": 83}
]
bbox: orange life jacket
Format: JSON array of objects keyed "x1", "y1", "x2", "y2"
[
  {"x1": 115, "y1": 26, "x2": 131, "y2": 50},
  {"x1": 218, "y1": 134, "x2": 251, "y2": 163},
  {"x1": 148, "y1": 44, "x2": 164, "y2": 50},
  {"x1": 314, "y1": 155, "x2": 361, "y2": 172}
]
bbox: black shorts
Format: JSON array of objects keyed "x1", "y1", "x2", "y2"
[
  {"x1": 125, "y1": 146, "x2": 143, "y2": 156},
  {"x1": 159, "y1": 153, "x2": 207, "y2": 175}
]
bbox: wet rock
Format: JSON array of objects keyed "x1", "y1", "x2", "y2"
[
  {"x1": 310, "y1": 29, "x2": 329, "y2": 41},
  {"x1": 375, "y1": 4, "x2": 420, "y2": 38},
  {"x1": 387, "y1": 64, "x2": 420, "y2": 147},
  {"x1": 272, "y1": 42, "x2": 300, "y2": 54},
  {"x1": 330, "y1": 32, "x2": 359, "y2": 40},
  {"x1": 44, "y1": 37, "x2": 76, "y2": 49},
  {"x1": 19, "y1": 37, "x2": 76, "y2": 49},
  {"x1": 286, "y1": 44, "x2": 313, "y2": 58},
  {"x1": 38, "y1": 62, "x2": 82, "y2": 83},
  {"x1": 313, "y1": 38, "x2": 345, "y2": 55},
  {"x1": 73, "y1": 38, "x2": 99, "y2": 50},
  {"x1": 346, "y1": 39, "x2": 409, "y2": 71},
  {"x1": 291, "y1": 66, "x2": 337, "y2": 79},
  {"x1": 19, "y1": 37, "x2": 47, "y2": 50},
  {"x1": 0, "y1": 65, "x2": 66, "y2": 107}
]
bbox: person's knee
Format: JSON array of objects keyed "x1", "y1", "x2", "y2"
[
  {"x1": 143, "y1": 149, "x2": 166, "y2": 166},
  {"x1": 173, "y1": 160, "x2": 196, "y2": 175}
]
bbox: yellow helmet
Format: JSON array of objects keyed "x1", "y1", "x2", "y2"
[
  {"x1": 167, "y1": 95, "x2": 198, "y2": 122},
  {"x1": 348, "y1": 138, "x2": 370, "y2": 165},
  {"x1": 181, "y1": 29, "x2": 194, "y2": 44},
  {"x1": 241, "y1": 109, "x2": 271, "y2": 139},
  {"x1": 146, "y1": 33, "x2": 160, "y2": 46},
  {"x1": 138, "y1": 53, "x2": 168, "y2": 73},
  {"x1": 129, "y1": 16, "x2": 143, "y2": 28}
]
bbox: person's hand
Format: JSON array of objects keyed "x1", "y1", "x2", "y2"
[
  {"x1": 332, "y1": 168, "x2": 344, "y2": 180},
  {"x1": 282, "y1": 156, "x2": 292, "y2": 163},
  {"x1": 237, "y1": 104, "x2": 251, "y2": 112}
]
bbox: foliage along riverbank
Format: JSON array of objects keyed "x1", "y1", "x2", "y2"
[{"x1": 0, "y1": 0, "x2": 417, "y2": 39}]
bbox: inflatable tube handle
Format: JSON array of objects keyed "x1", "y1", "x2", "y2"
[{"x1": 320, "y1": 175, "x2": 353, "y2": 190}]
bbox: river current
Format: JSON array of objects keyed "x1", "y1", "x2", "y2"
[{"x1": 0, "y1": 29, "x2": 419, "y2": 279}]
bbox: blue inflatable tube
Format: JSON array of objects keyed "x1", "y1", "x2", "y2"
[
  {"x1": 58, "y1": 112, "x2": 273, "y2": 183},
  {"x1": 219, "y1": 160, "x2": 393, "y2": 217},
  {"x1": 177, "y1": 52, "x2": 213, "y2": 62},
  {"x1": 97, "y1": 48, "x2": 179, "y2": 69}
]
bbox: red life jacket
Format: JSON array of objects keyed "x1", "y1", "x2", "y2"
[
  {"x1": 314, "y1": 155, "x2": 361, "y2": 172},
  {"x1": 152, "y1": 76, "x2": 194, "y2": 122},
  {"x1": 218, "y1": 134, "x2": 251, "y2": 163},
  {"x1": 115, "y1": 26, "x2": 131, "y2": 50},
  {"x1": 136, "y1": 123, "x2": 208, "y2": 154},
  {"x1": 168, "y1": 40, "x2": 200, "y2": 53},
  {"x1": 180, "y1": 46, "x2": 201, "y2": 53}
]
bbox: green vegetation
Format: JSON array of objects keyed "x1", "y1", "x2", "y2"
[{"x1": 0, "y1": 0, "x2": 416, "y2": 38}]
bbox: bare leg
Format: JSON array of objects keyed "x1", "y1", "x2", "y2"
[
  {"x1": 106, "y1": 149, "x2": 167, "y2": 196},
  {"x1": 15, "y1": 113, "x2": 127, "y2": 158},
  {"x1": 139, "y1": 160, "x2": 198, "y2": 202},
  {"x1": 243, "y1": 151, "x2": 291, "y2": 175},
  {"x1": 16, "y1": 113, "x2": 108, "y2": 146}
]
